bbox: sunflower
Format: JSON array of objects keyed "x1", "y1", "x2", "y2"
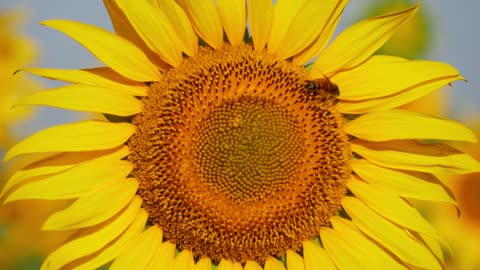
[
  {"x1": 2, "y1": 1, "x2": 479, "y2": 269},
  {"x1": 0, "y1": 9, "x2": 38, "y2": 149}
]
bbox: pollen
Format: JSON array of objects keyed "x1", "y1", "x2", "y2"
[{"x1": 128, "y1": 44, "x2": 351, "y2": 263}]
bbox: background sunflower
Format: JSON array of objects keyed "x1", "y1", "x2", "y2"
[{"x1": 0, "y1": 6, "x2": 73, "y2": 270}]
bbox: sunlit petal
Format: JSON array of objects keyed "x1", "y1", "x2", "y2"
[
  {"x1": 43, "y1": 178, "x2": 138, "y2": 230},
  {"x1": 294, "y1": 0, "x2": 349, "y2": 64},
  {"x1": 347, "y1": 178, "x2": 441, "y2": 240},
  {"x1": 110, "y1": 225, "x2": 163, "y2": 270},
  {"x1": 345, "y1": 109, "x2": 476, "y2": 142},
  {"x1": 277, "y1": 0, "x2": 346, "y2": 60},
  {"x1": 25, "y1": 67, "x2": 147, "y2": 96},
  {"x1": 1, "y1": 146, "x2": 129, "y2": 197},
  {"x1": 156, "y1": 0, "x2": 198, "y2": 56},
  {"x1": 40, "y1": 197, "x2": 142, "y2": 270},
  {"x1": 194, "y1": 258, "x2": 212, "y2": 270},
  {"x1": 311, "y1": 4, "x2": 419, "y2": 77},
  {"x1": 352, "y1": 139, "x2": 480, "y2": 174},
  {"x1": 217, "y1": 0, "x2": 246, "y2": 45},
  {"x1": 334, "y1": 60, "x2": 461, "y2": 100},
  {"x1": 303, "y1": 241, "x2": 335, "y2": 270},
  {"x1": 264, "y1": 257, "x2": 286, "y2": 270},
  {"x1": 244, "y1": 261, "x2": 263, "y2": 270},
  {"x1": 149, "y1": 241, "x2": 176, "y2": 269},
  {"x1": 41, "y1": 19, "x2": 162, "y2": 81},
  {"x1": 171, "y1": 249, "x2": 195, "y2": 270},
  {"x1": 15, "y1": 84, "x2": 143, "y2": 116},
  {"x1": 4, "y1": 120, "x2": 135, "y2": 162},
  {"x1": 177, "y1": 0, "x2": 223, "y2": 49},
  {"x1": 115, "y1": 0, "x2": 183, "y2": 66},
  {"x1": 352, "y1": 159, "x2": 456, "y2": 204},
  {"x1": 248, "y1": 0, "x2": 273, "y2": 50},
  {"x1": 342, "y1": 196, "x2": 441, "y2": 270},
  {"x1": 71, "y1": 209, "x2": 148, "y2": 270},
  {"x1": 322, "y1": 216, "x2": 406, "y2": 270},
  {"x1": 267, "y1": 0, "x2": 307, "y2": 54},
  {"x1": 286, "y1": 250, "x2": 304, "y2": 270},
  {"x1": 5, "y1": 159, "x2": 132, "y2": 202}
]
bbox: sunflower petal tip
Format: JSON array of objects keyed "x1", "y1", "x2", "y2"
[
  {"x1": 3, "y1": 150, "x2": 15, "y2": 163},
  {"x1": 3, "y1": 193, "x2": 17, "y2": 204},
  {"x1": 13, "y1": 69, "x2": 23, "y2": 76},
  {"x1": 38, "y1": 19, "x2": 57, "y2": 27}
]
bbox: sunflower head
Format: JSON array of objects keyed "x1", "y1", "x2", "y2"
[{"x1": 2, "y1": 1, "x2": 479, "y2": 269}]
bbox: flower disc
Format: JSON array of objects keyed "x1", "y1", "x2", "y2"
[{"x1": 128, "y1": 45, "x2": 351, "y2": 263}]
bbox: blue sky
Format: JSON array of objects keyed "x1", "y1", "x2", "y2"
[{"x1": 2, "y1": 0, "x2": 479, "y2": 137}]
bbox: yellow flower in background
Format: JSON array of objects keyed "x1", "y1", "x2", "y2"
[
  {"x1": 0, "y1": 197, "x2": 74, "y2": 270},
  {"x1": 0, "y1": 9, "x2": 38, "y2": 149},
  {"x1": 426, "y1": 123, "x2": 480, "y2": 270},
  {"x1": 2, "y1": 1, "x2": 479, "y2": 269},
  {"x1": 0, "y1": 8, "x2": 72, "y2": 270},
  {"x1": 365, "y1": 0, "x2": 431, "y2": 59}
]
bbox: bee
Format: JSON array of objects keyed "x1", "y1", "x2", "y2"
[{"x1": 304, "y1": 76, "x2": 340, "y2": 98}]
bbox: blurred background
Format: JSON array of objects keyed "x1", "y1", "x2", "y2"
[{"x1": 0, "y1": 0, "x2": 479, "y2": 269}]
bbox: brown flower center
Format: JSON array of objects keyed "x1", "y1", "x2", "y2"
[
  {"x1": 193, "y1": 97, "x2": 304, "y2": 203},
  {"x1": 128, "y1": 44, "x2": 351, "y2": 263}
]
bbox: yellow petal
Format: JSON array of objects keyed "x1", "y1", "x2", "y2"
[
  {"x1": 5, "y1": 159, "x2": 132, "y2": 202},
  {"x1": 244, "y1": 261, "x2": 263, "y2": 270},
  {"x1": 294, "y1": 0, "x2": 349, "y2": 64},
  {"x1": 40, "y1": 19, "x2": 162, "y2": 82},
  {"x1": 194, "y1": 258, "x2": 212, "y2": 270},
  {"x1": 347, "y1": 178, "x2": 440, "y2": 240},
  {"x1": 40, "y1": 197, "x2": 142, "y2": 270},
  {"x1": 103, "y1": 0, "x2": 169, "y2": 69},
  {"x1": 1, "y1": 146, "x2": 129, "y2": 198},
  {"x1": 303, "y1": 241, "x2": 335, "y2": 270},
  {"x1": 171, "y1": 249, "x2": 195, "y2": 270},
  {"x1": 217, "y1": 0, "x2": 246, "y2": 45},
  {"x1": 115, "y1": 0, "x2": 182, "y2": 67},
  {"x1": 156, "y1": 0, "x2": 198, "y2": 56},
  {"x1": 150, "y1": 241, "x2": 176, "y2": 270},
  {"x1": 43, "y1": 178, "x2": 138, "y2": 230},
  {"x1": 352, "y1": 159, "x2": 456, "y2": 204},
  {"x1": 177, "y1": 0, "x2": 223, "y2": 49},
  {"x1": 110, "y1": 225, "x2": 163, "y2": 270},
  {"x1": 415, "y1": 232, "x2": 446, "y2": 264},
  {"x1": 218, "y1": 259, "x2": 243, "y2": 270},
  {"x1": 352, "y1": 139, "x2": 480, "y2": 174},
  {"x1": 277, "y1": 0, "x2": 346, "y2": 60},
  {"x1": 3, "y1": 152, "x2": 60, "y2": 172},
  {"x1": 71, "y1": 209, "x2": 148, "y2": 270},
  {"x1": 264, "y1": 257, "x2": 286, "y2": 270},
  {"x1": 333, "y1": 60, "x2": 461, "y2": 100},
  {"x1": 311, "y1": 4, "x2": 419, "y2": 77},
  {"x1": 103, "y1": 0, "x2": 146, "y2": 47},
  {"x1": 4, "y1": 120, "x2": 135, "y2": 162},
  {"x1": 15, "y1": 84, "x2": 143, "y2": 116},
  {"x1": 267, "y1": 0, "x2": 307, "y2": 54},
  {"x1": 248, "y1": 0, "x2": 273, "y2": 50},
  {"x1": 286, "y1": 250, "x2": 305, "y2": 270},
  {"x1": 342, "y1": 196, "x2": 441, "y2": 270},
  {"x1": 25, "y1": 67, "x2": 147, "y2": 96},
  {"x1": 345, "y1": 109, "x2": 477, "y2": 142},
  {"x1": 323, "y1": 216, "x2": 406, "y2": 270},
  {"x1": 337, "y1": 76, "x2": 461, "y2": 114}
]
